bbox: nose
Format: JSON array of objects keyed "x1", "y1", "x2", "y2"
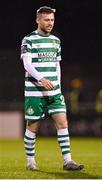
[{"x1": 49, "y1": 20, "x2": 53, "y2": 26}]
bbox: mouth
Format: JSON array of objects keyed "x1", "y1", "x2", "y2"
[{"x1": 47, "y1": 26, "x2": 53, "y2": 29}]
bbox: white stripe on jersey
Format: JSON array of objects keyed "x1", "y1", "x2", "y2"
[
  {"x1": 25, "y1": 81, "x2": 59, "y2": 87},
  {"x1": 25, "y1": 71, "x2": 57, "y2": 77},
  {"x1": 25, "y1": 114, "x2": 44, "y2": 120},
  {"x1": 32, "y1": 62, "x2": 57, "y2": 67},
  {"x1": 48, "y1": 109, "x2": 66, "y2": 113},
  {"x1": 32, "y1": 43, "x2": 59, "y2": 49},
  {"x1": 25, "y1": 88, "x2": 61, "y2": 97},
  {"x1": 37, "y1": 71, "x2": 57, "y2": 77}
]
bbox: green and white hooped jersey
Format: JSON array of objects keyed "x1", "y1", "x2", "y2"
[{"x1": 21, "y1": 31, "x2": 61, "y2": 97}]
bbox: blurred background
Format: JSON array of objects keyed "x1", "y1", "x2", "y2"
[{"x1": 0, "y1": 0, "x2": 102, "y2": 138}]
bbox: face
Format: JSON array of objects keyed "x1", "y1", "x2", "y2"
[{"x1": 36, "y1": 13, "x2": 55, "y2": 34}]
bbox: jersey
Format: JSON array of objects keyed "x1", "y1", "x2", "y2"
[{"x1": 21, "y1": 31, "x2": 62, "y2": 97}]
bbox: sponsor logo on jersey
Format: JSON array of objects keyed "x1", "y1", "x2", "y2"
[{"x1": 38, "y1": 52, "x2": 57, "y2": 58}]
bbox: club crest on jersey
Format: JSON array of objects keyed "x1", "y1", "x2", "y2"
[
  {"x1": 52, "y1": 40, "x2": 58, "y2": 49},
  {"x1": 27, "y1": 107, "x2": 34, "y2": 115}
]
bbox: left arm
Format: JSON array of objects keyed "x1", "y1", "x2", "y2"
[
  {"x1": 56, "y1": 38, "x2": 62, "y2": 87},
  {"x1": 56, "y1": 61, "x2": 61, "y2": 87}
]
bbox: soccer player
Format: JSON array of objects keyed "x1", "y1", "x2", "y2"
[{"x1": 21, "y1": 6, "x2": 84, "y2": 171}]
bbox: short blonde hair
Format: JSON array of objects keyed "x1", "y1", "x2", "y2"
[{"x1": 36, "y1": 6, "x2": 56, "y2": 17}]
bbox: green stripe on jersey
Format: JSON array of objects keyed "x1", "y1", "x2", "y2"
[
  {"x1": 25, "y1": 85, "x2": 59, "y2": 92},
  {"x1": 26, "y1": 39, "x2": 32, "y2": 46},
  {"x1": 32, "y1": 57, "x2": 56, "y2": 62},
  {"x1": 57, "y1": 51, "x2": 61, "y2": 56},
  {"x1": 25, "y1": 76, "x2": 57, "y2": 82},
  {"x1": 25, "y1": 48, "x2": 31, "y2": 53},
  {"x1": 35, "y1": 67, "x2": 56, "y2": 72},
  {"x1": 32, "y1": 48, "x2": 57, "y2": 53},
  {"x1": 31, "y1": 38, "x2": 60, "y2": 44}
]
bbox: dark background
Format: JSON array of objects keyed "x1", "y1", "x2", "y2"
[{"x1": 0, "y1": 0, "x2": 102, "y2": 135}]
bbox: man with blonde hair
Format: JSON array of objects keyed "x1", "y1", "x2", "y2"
[{"x1": 21, "y1": 6, "x2": 84, "y2": 171}]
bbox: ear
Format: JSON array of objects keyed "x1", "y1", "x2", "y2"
[{"x1": 36, "y1": 17, "x2": 39, "y2": 25}]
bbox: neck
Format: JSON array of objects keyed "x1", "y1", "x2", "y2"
[{"x1": 36, "y1": 28, "x2": 50, "y2": 36}]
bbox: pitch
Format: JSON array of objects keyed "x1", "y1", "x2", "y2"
[{"x1": 0, "y1": 137, "x2": 102, "y2": 179}]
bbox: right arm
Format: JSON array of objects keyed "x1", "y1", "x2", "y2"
[{"x1": 22, "y1": 56, "x2": 54, "y2": 90}]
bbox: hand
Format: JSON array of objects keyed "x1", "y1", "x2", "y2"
[{"x1": 38, "y1": 77, "x2": 54, "y2": 90}]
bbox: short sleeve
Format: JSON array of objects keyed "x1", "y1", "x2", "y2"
[{"x1": 21, "y1": 38, "x2": 32, "y2": 59}]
